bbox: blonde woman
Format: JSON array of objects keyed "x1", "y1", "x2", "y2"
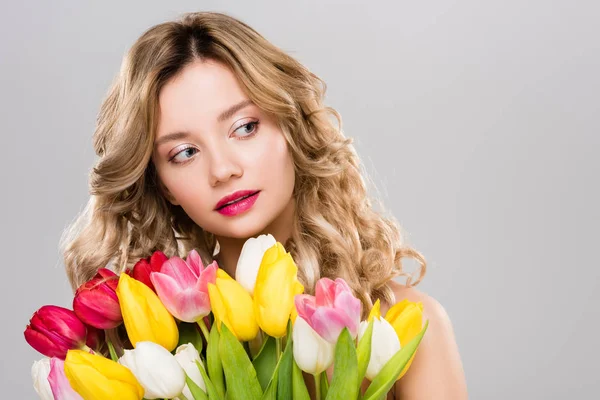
[{"x1": 60, "y1": 11, "x2": 467, "y2": 399}]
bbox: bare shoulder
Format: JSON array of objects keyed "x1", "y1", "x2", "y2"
[{"x1": 387, "y1": 280, "x2": 469, "y2": 399}]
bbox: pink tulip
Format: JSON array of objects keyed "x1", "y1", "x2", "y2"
[
  {"x1": 128, "y1": 250, "x2": 169, "y2": 292},
  {"x1": 150, "y1": 249, "x2": 218, "y2": 323},
  {"x1": 73, "y1": 268, "x2": 122, "y2": 329},
  {"x1": 24, "y1": 306, "x2": 88, "y2": 359},
  {"x1": 295, "y1": 277, "x2": 362, "y2": 343},
  {"x1": 48, "y1": 357, "x2": 83, "y2": 399}
]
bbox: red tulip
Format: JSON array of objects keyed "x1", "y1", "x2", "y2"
[
  {"x1": 73, "y1": 268, "x2": 122, "y2": 329},
  {"x1": 127, "y1": 250, "x2": 168, "y2": 292},
  {"x1": 24, "y1": 305, "x2": 89, "y2": 359},
  {"x1": 85, "y1": 324, "x2": 105, "y2": 353}
]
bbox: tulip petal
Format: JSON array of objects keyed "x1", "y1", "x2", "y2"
[
  {"x1": 309, "y1": 306, "x2": 356, "y2": 343},
  {"x1": 292, "y1": 317, "x2": 334, "y2": 375},
  {"x1": 315, "y1": 278, "x2": 337, "y2": 307},
  {"x1": 160, "y1": 257, "x2": 198, "y2": 287},
  {"x1": 294, "y1": 294, "x2": 317, "y2": 322},
  {"x1": 196, "y1": 261, "x2": 218, "y2": 293},
  {"x1": 186, "y1": 249, "x2": 204, "y2": 276}
]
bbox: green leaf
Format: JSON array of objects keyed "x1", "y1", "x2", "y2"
[
  {"x1": 219, "y1": 324, "x2": 263, "y2": 400},
  {"x1": 178, "y1": 322, "x2": 204, "y2": 354},
  {"x1": 185, "y1": 369, "x2": 209, "y2": 400},
  {"x1": 207, "y1": 323, "x2": 225, "y2": 399},
  {"x1": 356, "y1": 319, "x2": 374, "y2": 392},
  {"x1": 362, "y1": 320, "x2": 429, "y2": 400},
  {"x1": 196, "y1": 359, "x2": 225, "y2": 400},
  {"x1": 261, "y1": 361, "x2": 279, "y2": 400},
  {"x1": 252, "y1": 336, "x2": 278, "y2": 391},
  {"x1": 292, "y1": 359, "x2": 310, "y2": 400},
  {"x1": 277, "y1": 335, "x2": 293, "y2": 400},
  {"x1": 325, "y1": 328, "x2": 358, "y2": 400}
]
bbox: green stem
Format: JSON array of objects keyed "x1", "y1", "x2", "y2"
[
  {"x1": 197, "y1": 319, "x2": 210, "y2": 343},
  {"x1": 106, "y1": 337, "x2": 119, "y2": 362},
  {"x1": 314, "y1": 373, "x2": 321, "y2": 400},
  {"x1": 276, "y1": 337, "x2": 282, "y2": 360}
]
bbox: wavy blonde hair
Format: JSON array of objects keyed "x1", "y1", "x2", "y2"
[{"x1": 60, "y1": 11, "x2": 426, "y2": 330}]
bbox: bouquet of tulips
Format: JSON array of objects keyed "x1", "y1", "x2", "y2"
[{"x1": 25, "y1": 234, "x2": 428, "y2": 400}]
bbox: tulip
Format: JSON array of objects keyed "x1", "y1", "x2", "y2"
[
  {"x1": 128, "y1": 250, "x2": 168, "y2": 292},
  {"x1": 295, "y1": 277, "x2": 362, "y2": 343},
  {"x1": 64, "y1": 349, "x2": 144, "y2": 400},
  {"x1": 24, "y1": 305, "x2": 89, "y2": 359},
  {"x1": 235, "y1": 233, "x2": 277, "y2": 295},
  {"x1": 118, "y1": 341, "x2": 186, "y2": 399},
  {"x1": 150, "y1": 249, "x2": 218, "y2": 323},
  {"x1": 174, "y1": 343, "x2": 207, "y2": 400},
  {"x1": 207, "y1": 269, "x2": 259, "y2": 341},
  {"x1": 358, "y1": 300, "x2": 401, "y2": 380},
  {"x1": 73, "y1": 268, "x2": 122, "y2": 329},
  {"x1": 292, "y1": 316, "x2": 335, "y2": 375},
  {"x1": 116, "y1": 272, "x2": 179, "y2": 351},
  {"x1": 48, "y1": 357, "x2": 83, "y2": 399},
  {"x1": 253, "y1": 242, "x2": 304, "y2": 337},
  {"x1": 31, "y1": 357, "x2": 53, "y2": 400},
  {"x1": 385, "y1": 299, "x2": 424, "y2": 380}
]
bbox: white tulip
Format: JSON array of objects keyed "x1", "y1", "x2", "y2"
[
  {"x1": 118, "y1": 341, "x2": 186, "y2": 399},
  {"x1": 174, "y1": 343, "x2": 206, "y2": 400},
  {"x1": 293, "y1": 316, "x2": 335, "y2": 375},
  {"x1": 358, "y1": 317, "x2": 401, "y2": 380},
  {"x1": 31, "y1": 357, "x2": 53, "y2": 400},
  {"x1": 235, "y1": 233, "x2": 277, "y2": 295}
]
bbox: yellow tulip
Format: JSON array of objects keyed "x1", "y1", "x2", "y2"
[
  {"x1": 207, "y1": 269, "x2": 259, "y2": 341},
  {"x1": 115, "y1": 273, "x2": 179, "y2": 351},
  {"x1": 64, "y1": 349, "x2": 144, "y2": 400},
  {"x1": 253, "y1": 242, "x2": 304, "y2": 338},
  {"x1": 384, "y1": 299, "x2": 424, "y2": 380}
]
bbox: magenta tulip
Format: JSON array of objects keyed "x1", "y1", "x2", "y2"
[
  {"x1": 295, "y1": 277, "x2": 362, "y2": 343},
  {"x1": 128, "y1": 250, "x2": 168, "y2": 292},
  {"x1": 73, "y1": 268, "x2": 122, "y2": 329},
  {"x1": 24, "y1": 306, "x2": 89, "y2": 359},
  {"x1": 48, "y1": 357, "x2": 83, "y2": 399},
  {"x1": 150, "y1": 249, "x2": 218, "y2": 323}
]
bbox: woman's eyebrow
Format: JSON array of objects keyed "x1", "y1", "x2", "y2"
[{"x1": 154, "y1": 98, "x2": 254, "y2": 148}]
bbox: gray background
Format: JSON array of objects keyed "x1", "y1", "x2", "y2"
[{"x1": 2, "y1": 0, "x2": 598, "y2": 398}]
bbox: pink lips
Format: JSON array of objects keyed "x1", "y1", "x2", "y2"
[{"x1": 215, "y1": 190, "x2": 260, "y2": 216}]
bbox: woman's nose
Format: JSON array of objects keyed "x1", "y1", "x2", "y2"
[{"x1": 208, "y1": 148, "x2": 243, "y2": 187}]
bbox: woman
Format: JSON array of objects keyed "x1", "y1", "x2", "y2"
[{"x1": 60, "y1": 11, "x2": 467, "y2": 399}]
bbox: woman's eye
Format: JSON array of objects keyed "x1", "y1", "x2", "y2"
[
  {"x1": 169, "y1": 147, "x2": 198, "y2": 164},
  {"x1": 233, "y1": 120, "x2": 260, "y2": 138}
]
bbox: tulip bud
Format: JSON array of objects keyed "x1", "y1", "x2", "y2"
[
  {"x1": 384, "y1": 299, "x2": 424, "y2": 380},
  {"x1": 174, "y1": 343, "x2": 207, "y2": 400},
  {"x1": 24, "y1": 305, "x2": 89, "y2": 359},
  {"x1": 235, "y1": 234, "x2": 276, "y2": 295},
  {"x1": 116, "y1": 273, "x2": 179, "y2": 351},
  {"x1": 207, "y1": 269, "x2": 259, "y2": 341},
  {"x1": 118, "y1": 341, "x2": 186, "y2": 400},
  {"x1": 253, "y1": 242, "x2": 304, "y2": 337},
  {"x1": 64, "y1": 349, "x2": 144, "y2": 400},
  {"x1": 48, "y1": 357, "x2": 83, "y2": 399},
  {"x1": 150, "y1": 250, "x2": 217, "y2": 323},
  {"x1": 31, "y1": 357, "x2": 53, "y2": 400},
  {"x1": 358, "y1": 299, "x2": 401, "y2": 380},
  {"x1": 292, "y1": 316, "x2": 334, "y2": 375},
  {"x1": 128, "y1": 250, "x2": 168, "y2": 292},
  {"x1": 295, "y1": 277, "x2": 362, "y2": 343},
  {"x1": 73, "y1": 268, "x2": 122, "y2": 329}
]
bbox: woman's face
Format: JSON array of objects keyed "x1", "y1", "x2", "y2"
[{"x1": 152, "y1": 59, "x2": 296, "y2": 240}]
